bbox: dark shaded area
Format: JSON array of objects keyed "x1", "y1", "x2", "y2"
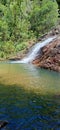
[{"x1": 56, "y1": 0, "x2": 60, "y2": 17}]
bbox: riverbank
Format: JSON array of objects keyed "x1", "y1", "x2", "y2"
[{"x1": 33, "y1": 35, "x2": 60, "y2": 72}]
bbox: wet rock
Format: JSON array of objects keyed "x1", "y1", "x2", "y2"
[
  {"x1": 0, "y1": 120, "x2": 8, "y2": 129},
  {"x1": 33, "y1": 36, "x2": 60, "y2": 72},
  {"x1": 9, "y1": 57, "x2": 21, "y2": 61}
]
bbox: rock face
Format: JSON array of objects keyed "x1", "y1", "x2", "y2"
[{"x1": 33, "y1": 36, "x2": 60, "y2": 72}]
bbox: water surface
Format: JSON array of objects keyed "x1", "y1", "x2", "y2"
[{"x1": 0, "y1": 63, "x2": 60, "y2": 130}]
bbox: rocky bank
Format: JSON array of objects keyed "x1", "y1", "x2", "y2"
[{"x1": 33, "y1": 35, "x2": 60, "y2": 72}]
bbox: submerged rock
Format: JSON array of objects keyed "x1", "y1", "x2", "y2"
[
  {"x1": 33, "y1": 35, "x2": 60, "y2": 72},
  {"x1": 0, "y1": 120, "x2": 8, "y2": 129}
]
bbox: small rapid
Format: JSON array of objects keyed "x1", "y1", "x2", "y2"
[{"x1": 12, "y1": 36, "x2": 56, "y2": 63}]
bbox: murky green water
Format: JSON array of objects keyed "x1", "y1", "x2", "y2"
[{"x1": 0, "y1": 63, "x2": 60, "y2": 130}]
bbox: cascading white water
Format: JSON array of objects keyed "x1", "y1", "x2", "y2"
[{"x1": 12, "y1": 36, "x2": 56, "y2": 63}]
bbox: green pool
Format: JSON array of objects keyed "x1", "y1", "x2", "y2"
[{"x1": 0, "y1": 62, "x2": 60, "y2": 129}]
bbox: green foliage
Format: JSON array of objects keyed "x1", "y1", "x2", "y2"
[
  {"x1": 0, "y1": 51, "x2": 5, "y2": 58},
  {"x1": 16, "y1": 42, "x2": 27, "y2": 52},
  {"x1": 3, "y1": 41, "x2": 15, "y2": 54},
  {"x1": 29, "y1": 0, "x2": 58, "y2": 37},
  {"x1": 0, "y1": 0, "x2": 58, "y2": 58}
]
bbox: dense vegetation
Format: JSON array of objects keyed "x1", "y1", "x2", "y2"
[{"x1": 0, "y1": 0, "x2": 58, "y2": 59}]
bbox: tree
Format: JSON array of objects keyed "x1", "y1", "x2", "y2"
[
  {"x1": 0, "y1": 0, "x2": 58, "y2": 58},
  {"x1": 29, "y1": 0, "x2": 58, "y2": 37}
]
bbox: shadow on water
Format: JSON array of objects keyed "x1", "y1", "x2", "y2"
[{"x1": 0, "y1": 83, "x2": 60, "y2": 130}]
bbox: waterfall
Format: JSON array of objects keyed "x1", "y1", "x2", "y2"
[{"x1": 12, "y1": 36, "x2": 56, "y2": 63}]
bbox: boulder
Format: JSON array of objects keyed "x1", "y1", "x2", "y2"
[{"x1": 0, "y1": 120, "x2": 8, "y2": 129}]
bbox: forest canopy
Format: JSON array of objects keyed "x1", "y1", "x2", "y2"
[{"x1": 0, "y1": 0, "x2": 58, "y2": 58}]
